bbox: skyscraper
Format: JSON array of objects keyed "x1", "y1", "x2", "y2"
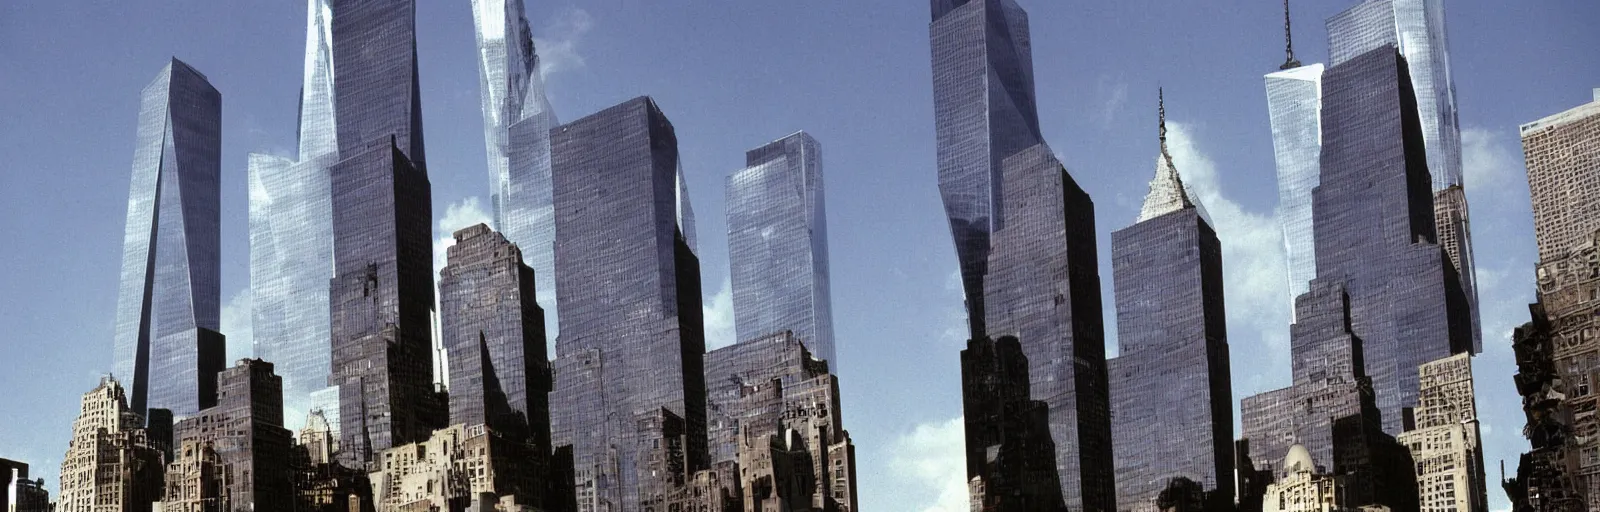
[
  {"x1": 326, "y1": 0, "x2": 443, "y2": 466},
  {"x1": 469, "y1": 0, "x2": 562, "y2": 341},
  {"x1": 249, "y1": 0, "x2": 338, "y2": 422},
  {"x1": 1311, "y1": 44, "x2": 1471, "y2": 435},
  {"x1": 726, "y1": 132, "x2": 838, "y2": 366},
  {"x1": 1512, "y1": 88, "x2": 1600, "y2": 509},
  {"x1": 1395, "y1": 353, "x2": 1487, "y2": 512},
  {"x1": 547, "y1": 97, "x2": 707, "y2": 509},
  {"x1": 1108, "y1": 95, "x2": 1233, "y2": 512},
  {"x1": 1326, "y1": 0, "x2": 1480, "y2": 353},
  {"x1": 165, "y1": 360, "x2": 295, "y2": 511},
  {"x1": 57, "y1": 377, "x2": 166, "y2": 512},
  {"x1": 111, "y1": 58, "x2": 225, "y2": 418},
  {"x1": 1266, "y1": 1, "x2": 1324, "y2": 311},
  {"x1": 932, "y1": 2, "x2": 1116, "y2": 507}
]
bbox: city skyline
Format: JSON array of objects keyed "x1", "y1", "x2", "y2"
[{"x1": 3, "y1": 2, "x2": 1600, "y2": 508}]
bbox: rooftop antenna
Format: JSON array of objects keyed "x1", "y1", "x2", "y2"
[
  {"x1": 1281, "y1": 0, "x2": 1303, "y2": 70},
  {"x1": 1159, "y1": 87, "x2": 1169, "y2": 156}
]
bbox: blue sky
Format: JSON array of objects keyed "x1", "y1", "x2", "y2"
[{"x1": 1, "y1": 1, "x2": 1596, "y2": 510}]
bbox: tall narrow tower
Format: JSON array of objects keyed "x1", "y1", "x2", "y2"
[
  {"x1": 111, "y1": 58, "x2": 225, "y2": 418},
  {"x1": 469, "y1": 0, "x2": 562, "y2": 342},
  {"x1": 326, "y1": 0, "x2": 443, "y2": 466},
  {"x1": 1266, "y1": 0, "x2": 1325, "y2": 313},
  {"x1": 726, "y1": 131, "x2": 838, "y2": 366}
]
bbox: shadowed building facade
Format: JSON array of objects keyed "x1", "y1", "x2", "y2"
[
  {"x1": 469, "y1": 0, "x2": 563, "y2": 342},
  {"x1": 726, "y1": 132, "x2": 838, "y2": 367},
  {"x1": 1108, "y1": 100, "x2": 1233, "y2": 512},
  {"x1": 547, "y1": 97, "x2": 707, "y2": 510},
  {"x1": 111, "y1": 58, "x2": 225, "y2": 418},
  {"x1": 962, "y1": 335, "x2": 1065, "y2": 512},
  {"x1": 163, "y1": 360, "x2": 295, "y2": 511},
  {"x1": 326, "y1": 0, "x2": 444, "y2": 466},
  {"x1": 931, "y1": 2, "x2": 1116, "y2": 507}
]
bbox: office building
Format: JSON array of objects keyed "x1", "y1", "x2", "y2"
[
  {"x1": 57, "y1": 377, "x2": 166, "y2": 512},
  {"x1": 1506, "y1": 304, "x2": 1583, "y2": 511},
  {"x1": 111, "y1": 58, "x2": 225, "y2": 418},
  {"x1": 961, "y1": 335, "x2": 1065, "y2": 512},
  {"x1": 547, "y1": 97, "x2": 707, "y2": 510},
  {"x1": 726, "y1": 132, "x2": 837, "y2": 367},
  {"x1": 1395, "y1": 353, "x2": 1486, "y2": 512},
  {"x1": 161, "y1": 360, "x2": 293, "y2": 511},
  {"x1": 1108, "y1": 96, "x2": 1234, "y2": 512},
  {"x1": 1265, "y1": 1, "x2": 1324, "y2": 310},
  {"x1": 469, "y1": 0, "x2": 563, "y2": 341},
  {"x1": 326, "y1": 0, "x2": 445, "y2": 466}
]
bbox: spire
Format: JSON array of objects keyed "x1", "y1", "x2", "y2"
[
  {"x1": 1280, "y1": 0, "x2": 1302, "y2": 70},
  {"x1": 1139, "y1": 89, "x2": 1196, "y2": 222}
]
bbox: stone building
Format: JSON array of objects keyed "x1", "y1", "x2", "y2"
[
  {"x1": 161, "y1": 359, "x2": 293, "y2": 511},
  {"x1": 1506, "y1": 304, "x2": 1584, "y2": 511},
  {"x1": 58, "y1": 376, "x2": 165, "y2": 512},
  {"x1": 1395, "y1": 353, "x2": 1486, "y2": 512},
  {"x1": 1262, "y1": 446, "x2": 1343, "y2": 512},
  {"x1": 368, "y1": 423, "x2": 556, "y2": 512},
  {"x1": 961, "y1": 335, "x2": 1065, "y2": 512}
]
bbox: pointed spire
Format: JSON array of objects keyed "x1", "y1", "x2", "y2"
[
  {"x1": 1140, "y1": 89, "x2": 1196, "y2": 222},
  {"x1": 1280, "y1": 0, "x2": 1302, "y2": 70}
]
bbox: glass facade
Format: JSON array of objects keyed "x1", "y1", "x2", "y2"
[
  {"x1": 1327, "y1": 0, "x2": 1479, "y2": 352},
  {"x1": 439, "y1": 224, "x2": 550, "y2": 450},
  {"x1": 726, "y1": 132, "x2": 837, "y2": 366},
  {"x1": 1108, "y1": 155, "x2": 1233, "y2": 512},
  {"x1": 469, "y1": 0, "x2": 562, "y2": 343},
  {"x1": 326, "y1": 0, "x2": 443, "y2": 466},
  {"x1": 547, "y1": 97, "x2": 707, "y2": 509},
  {"x1": 111, "y1": 59, "x2": 225, "y2": 418},
  {"x1": 1265, "y1": 64, "x2": 1324, "y2": 316},
  {"x1": 1311, "y1": 45, "x2": 1471, "y2": 435},
  {"x1": 249, "y1": 0, "x2": 338, "y2": 432}
]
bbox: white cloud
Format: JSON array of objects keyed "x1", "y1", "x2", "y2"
[
  {"x1": 887, "y1": 417, "x2": 970, "y2": 512},
  {"x1": 534, "y1": 7, "x2": 594, "y2": 79},
  {"x1": 1097, "y1": 76, "x2": 1129, "y2": 128},
  {"x1": 1463, "y1": 127, "x2": 1518, "y2": 190},
  {"x1": 703, "y1": 276, "x2": 736, "y2": 350},
  {"x1": 220, "y1": 288, "x2": 253, "y2": 362},
  {"x1": 433, "y1": 197, "x2": 495, "y2": 279},
  {"x1": 1163, "y1": 122, "x2": 1293, "y2": 390}
]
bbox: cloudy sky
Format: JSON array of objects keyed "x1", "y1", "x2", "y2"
[{"x1": 1, "y1": 1, "x2": 1597, "y2": 510}]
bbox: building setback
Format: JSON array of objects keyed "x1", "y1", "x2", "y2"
[
  {"x1": 326, "y1": 0, "x2": 445, "y2": 466},
  {"x1": 161, "y1": 360, "x2": 294, "y2": 511},
  {"x1": 1108, "y1": 97, "x2": 1233, "y2": 512},
  {"x1": 249, "y1": 0, "x2": 339, "y2": 424},
  {"x1": 1395, "y1": 353, "x2": 1487, "y2": 512},
  {"x1": 468, "y1": 0, "x2": 563, "y2": 342},
  {"x1": 726, "y1": 132, "x2": 838, "y2": 367},
  {"x1": 110, "y1": 58, "x2": 225, "y2": 418},
  {"x1": 57, "y1": 377, "x2": 166, "y2": 512},
  {"x1": 547, "y1": 96, "x2": 707, "y2": 510},
  {"x1": 1507, "y1": 88, "x2": 1600, "y2": 510},
  {"x1": 931, "y1": 2, "x2": 1116, "y2": 506}
]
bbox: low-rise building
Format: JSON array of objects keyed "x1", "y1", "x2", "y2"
[{"x1": 58, "y1": 376, "x2": 165, "y2": 512}]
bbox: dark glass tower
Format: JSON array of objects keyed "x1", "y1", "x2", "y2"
[
  {"x1": 111, "y1": 58, "x2": 225, "y2": 418},
  {"x1": 932, "y1": 2, "x2": 1115, "y2": 508},
  {"x1": 1311, "y1": 44, "x2": 1471, "y2": 434},
  {"x1": 726, "y1": 132, "x2": 837, "y2": 366},
  {"x1": 1108, "y1": 101, "x2": 1233, "y2": 512},
  {"x1": 170, "y1": 359, "x2": 294, "y2": 511},
  {"x1": 547, "y1": 97, "x2": 707, "y2": 509},
  {"x1": 326, "y1": 0, "x2": 442, "y2": 466},
  {"x1": 439, "y1": 224, "x2": 550, "y2": 447}
]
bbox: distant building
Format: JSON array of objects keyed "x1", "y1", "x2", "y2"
[
  {"x1": 1108, "y1": 94, "x2": 1234, "y2": 512},
  {"x1": 726, "y1": 132, "x2": 838, "y2": 368},
  {"x1": 57, "y1": 377, "x2": 165, "y2": 512},
  {"x1": 1263, "y1": 0, "x2": 1325, "y2": 315},
  {"x1": 110, "y1": 58, "x2": 225, "y2": 418},
  {"x1": 961, "y1": 335, "x2": 1065, "y2": 512},
  {"x1": 291, "y1": 409, "x2": 370, "y2": 512},
  {"x1": 162, "y1": 359, "x2": 294, "y2": 511},
  {"x1": 3, "y1": 459, "x2": 48, "y2": 512},
  {"x1": 368, "y1": 423, "x2": 544, "y2": 511},
  {"x1": 1395, "y1": 353, "x2": 1486, "y2": 512},
  {"x1": 1262, "y1": 445, "x2": 1343, "y2": 512}
]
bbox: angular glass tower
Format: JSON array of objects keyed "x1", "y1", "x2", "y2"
[
  {"x1": 1327, "y1": 0, "x2": 1480, "y2": 352},
  {"x1": 469, "y1": 0, "x2": 562, "y2": 342},
  {"x1": 726, "y1": 132, "x2": 837, "y2": 366},
  {"x1": 249, "y1": 0, "x2": 338, "y2": 423},
  {"x1": 1265, "y1": 62, "x2": 1324, "y2": 314},
  {"x1": 111, "y1": 58, "x2": 226, "y2": 418},
  {"x1": 1108, "y1": 102, "x2": 1234, "y2": 512},
  {"x1": 933, "y1": 1, "x2": 1115, "y2": 507},
  {"x1": 326, "y1": 0, "x2": 443, "y2": 466},
  {"x1": 547, "y1": 97, "x2": 707, "y2": 509}
]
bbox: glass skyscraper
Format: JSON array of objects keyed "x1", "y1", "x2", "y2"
[
  {"x1": 111, "y1": 58, "x2": 225, "y2": 418},
  {"x1": 1108, "y1": 115, "x2": 1234, "y2": 512},
  {"x1": 1327, "y1": 0, "x2": 1480, "y2": 352},
  {"x1": 726, "y1": 132, "x2": 837, "y2": 366},
  {"x1": 547, "y1": 97, "x2": 707, "y2": 509},
  {"x1": 249, "y1": 0, "x2": 337, "y2": 425},
  {"x1": 932, "y1": 1, "x2": 1115, "y2": 508},
  {"x1": 1265, "y1": 63, "x2": 1324, "y2": 314},
  {"x1": 469, "y1": 0, "x2": 562, "y2": 342},
  {"x1": 326, "y1": 0, "x2": 444, "y2": 466}
]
